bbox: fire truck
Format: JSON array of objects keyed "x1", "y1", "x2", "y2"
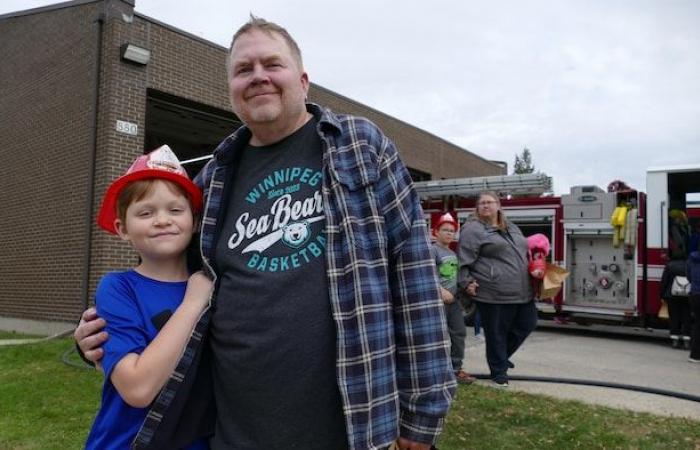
[{"x1": 415, "y1": 165, "x2": 700, "y2": 327}]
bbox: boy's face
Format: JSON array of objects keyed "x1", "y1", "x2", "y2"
[
  {"x1": 114, "y1": 180, "x2": 195, "y2": 264},
  {"x1": 435, "y1": 224, "x2": 456, "y2": 246}
]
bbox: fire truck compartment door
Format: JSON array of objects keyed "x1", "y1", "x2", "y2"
[
  {"x1": 563, "y1": 204, "x2": 603, "y2": 220},
  {"x1": 564, "y1": 232, "x2": 636, "y2": 312}
]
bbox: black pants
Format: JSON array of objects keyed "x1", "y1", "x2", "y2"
[
  {"x1": 476, "y1": 300, "x2": 538, "y2": 382},
  {"x1": 668, "y1": 297, "x2": 692, "y2": 338},
  {"x1": 690, "y1": 294, "x2": 700, "y2": 359}
]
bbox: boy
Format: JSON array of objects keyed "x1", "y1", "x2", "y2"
[
  {"x1": 431, "y1": 213, "x2": 476, "y2": 384},
  {"x1": 85, "y1": 146, "x2": 211, "y2": 449}
]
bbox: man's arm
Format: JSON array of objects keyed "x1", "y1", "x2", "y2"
[
  {"x1": 377, "y1": 133, "x2": 456, "y2": 445},
  {"x1": 74, "y1": 307, "x2": 108, "y2": 369}
]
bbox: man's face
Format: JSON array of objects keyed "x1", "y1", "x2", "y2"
[{"x1": 228, "y1": 29, "x2": 309, "y2": 132}]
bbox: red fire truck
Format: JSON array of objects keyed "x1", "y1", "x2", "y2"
[{"x1": 415, "y1": 165, "x2": 700, "y2": 327}]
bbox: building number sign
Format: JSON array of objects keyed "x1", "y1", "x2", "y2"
[{"x1": 116, "y1": 120, "x2": 138, "y2": 136}]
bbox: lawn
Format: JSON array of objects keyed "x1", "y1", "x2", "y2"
[
  {"x1": 1, "y1": 338, "x2": 699, "y2": 449},
  {"x1": 0, "y1": 330, "x2": 44, "y2": 339}
]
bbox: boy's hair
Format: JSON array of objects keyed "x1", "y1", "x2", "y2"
[{"x1": 116, "y1": 179, "x2": 193, "y2": 224}]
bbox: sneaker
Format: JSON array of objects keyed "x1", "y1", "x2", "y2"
[
  {"x1": 683, "y1": 339, "x2": 691, "y2": 350},
  {"x1": 672, "y1": 339, "x2": 681, "y2": 349},
  {"x1": 474, "y1": 333, "x2": 485, "y2": 342},
  {"x1": 454, "y1": 370, "x2": 477, "y2": 385},
  {"x1": 553, "y1": 315, "x2": 569, "y2": 325},
  {"x1": 491, "y1": 379, "x2": 509, "y2": 388},
  {"x1": 689, "y1": 357, "x2": 700, "y2": 363}
]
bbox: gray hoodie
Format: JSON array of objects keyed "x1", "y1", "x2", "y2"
[{"x1": 457, "y1": 217, "x2": 533, "y2": 304}]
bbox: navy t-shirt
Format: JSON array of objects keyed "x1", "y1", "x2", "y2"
[
  {"x1": 85, "y1": 270, "x2": 207, "y2": 450},
  {"x1": 210, "y1": 118, "x2": 348, "y2": 449}
]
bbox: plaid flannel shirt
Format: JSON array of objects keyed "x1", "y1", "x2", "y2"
[{"x1": 135, "y1": 103, "x2": 455, "y2": 450}]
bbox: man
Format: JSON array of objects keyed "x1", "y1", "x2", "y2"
[{"x1": 77, "y1": 16, "x2": 455, "y2": 450}]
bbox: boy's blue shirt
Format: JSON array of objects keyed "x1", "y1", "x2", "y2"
[{"x1": 85, "y1": 270, "x2": 207, "y2": 450}]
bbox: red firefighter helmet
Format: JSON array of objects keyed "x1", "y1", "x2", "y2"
[{"x1": 433, "y1": 212, "x2": 459, "y2": 234}]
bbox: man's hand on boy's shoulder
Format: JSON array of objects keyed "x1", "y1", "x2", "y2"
[{"x1": 75, "y1": 306, "x2": 108, "y2": 371}]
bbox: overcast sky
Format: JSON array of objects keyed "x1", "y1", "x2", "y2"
[{"x1": 3, "y1": 0, "x2": 699, "y2": 194}]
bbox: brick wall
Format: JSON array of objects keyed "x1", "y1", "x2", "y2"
[
  {"x1": 87, "y1": 0, "x2": 151, "y2": 309},
  {"x1": 0, "y1": 1, "x2": 103, "y2": 322}
]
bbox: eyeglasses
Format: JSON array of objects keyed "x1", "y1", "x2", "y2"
[
  {"x1": 478, "y1": 200, "x2": 498, "y2": 206},
  {"x1": 438, "y1": 229, "x2": 456, "y2": 233}
]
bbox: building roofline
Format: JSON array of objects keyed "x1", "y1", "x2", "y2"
[
  {"x1": 0, "y1": 0, "x2": 105, "y2": 21},
  {"x1": 647, "y1": 163, "x2": 700, "y2": 174},
  {"x1": 309, "y1": 83, "x2": 496, "y2": 166},
  {"x1": 134, "y1": 10, "x2": 229, "y2": 52}
]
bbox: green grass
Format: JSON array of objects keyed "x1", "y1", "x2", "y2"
[
  {"x1": 442, "y1": 385, "x2": 700, "y2": 449},
  {"x1": 0, "y1": 339, "x2": 101, "y2": 450},
  {"x1": 0, "y1": 330, "x2": 44, "y2": 339},
  {"x1": 1, "y1": 339, "x2": 699, "y2": 449}
]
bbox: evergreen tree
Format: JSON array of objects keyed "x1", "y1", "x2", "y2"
[
  {"x1": 513, "y1": 147, "x2": 535, "y2": 174},
  {"x1": 512, "y1": 147, "x2": 553, "y2": 195}
]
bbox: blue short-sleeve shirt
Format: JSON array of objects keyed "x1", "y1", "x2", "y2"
[{"x1": 85, "y1": 270, "x2": 207, "y2": 450}]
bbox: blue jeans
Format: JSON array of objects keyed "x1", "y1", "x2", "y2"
[{"x1": 476, "y1": 300, "x2": 538, "y2": 382}]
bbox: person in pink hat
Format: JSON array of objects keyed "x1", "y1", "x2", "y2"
[
  {"x1": 431, "y1": 213, "x2": 476, "y2": 384},
  {"x1": 85, "y1": 145, "x2": 212, "y2": 450}
]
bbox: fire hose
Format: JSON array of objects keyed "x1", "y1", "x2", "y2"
[{"x1": 468, "y1": 373, "x2": 700, "y2": 403}]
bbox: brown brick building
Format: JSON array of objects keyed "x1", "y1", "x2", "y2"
[{"x1": 0, "y1": 0, "x2": 503, "y2": 333}]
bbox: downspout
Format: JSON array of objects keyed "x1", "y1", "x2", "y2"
[{"x1": 81, "y1": 11, "x2": 104, "y2": 310}]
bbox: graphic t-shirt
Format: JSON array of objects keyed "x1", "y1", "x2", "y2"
[
  {"x1": 431, "y1": 244, "x2": 458, "y2": 296},
  {"x1": 210, "y1": 119, "x2": 348, "y2": 449},
  {"x1": 85, "y1": 270, "x2": 207, "y2": 450}
]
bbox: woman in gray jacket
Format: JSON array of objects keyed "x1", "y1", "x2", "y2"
[{"x1": 457, "y1": 191, "x2": 538, "y2": 387}]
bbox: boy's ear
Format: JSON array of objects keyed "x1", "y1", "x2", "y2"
[{"x1": 114, "y1": 219, "x2": 130, "y2": 241}]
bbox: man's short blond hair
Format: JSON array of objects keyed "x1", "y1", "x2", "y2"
[{"x1": 227, "y1": 15, "x2": 304, "y2": 72}]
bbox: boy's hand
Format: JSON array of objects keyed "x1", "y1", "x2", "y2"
[
  {"x1": 184, "y1": 271, "x2": 213, "y2": 308},
  {"x1": 466, "y1": 281, "x2": 479, "y2": 296},
  {"x1": 396, "y1": 437, "x2": 431, "y2": 450},
  {"x1": 441, "y1": 288, "x2": 455, "y2": 304},
  {"x1": 75, "y1": 307, "x2": 108, "y2": 368}
]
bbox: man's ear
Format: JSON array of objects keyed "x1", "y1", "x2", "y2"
[
  {"x1": 300, "y1": 71, "x2": 309, "y2": 97},
  {"x1": 114, "y1": 219, "x2": 129, "y2": 241}
]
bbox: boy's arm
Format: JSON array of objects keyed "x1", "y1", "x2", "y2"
[{"x1": 110, "y1": 272, "x2": 212, "y2": 408}]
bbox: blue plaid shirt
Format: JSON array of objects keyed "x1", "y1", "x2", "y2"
[{"x1": 135, "y1": 103, "x2": 455, "y2": 450}]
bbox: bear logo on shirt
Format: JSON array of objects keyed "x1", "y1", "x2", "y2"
[{"x1": 282, "y1": 221, "x2": 310, "y2": 249}]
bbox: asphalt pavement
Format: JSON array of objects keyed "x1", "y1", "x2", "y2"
[{"x1": 463, "y1": 322, "x2": 700, "y2": 420}]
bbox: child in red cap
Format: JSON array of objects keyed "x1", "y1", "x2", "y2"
[
  {"x1": 86, "y1": 146, "x2": 211, "y2": 450},
  {"x1": 430, "y1": 213, "x2": 476, "y2": 384}
]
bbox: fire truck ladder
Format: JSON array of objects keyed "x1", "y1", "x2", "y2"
[{"x1": 413, "y1": 173, "x2": 551, "y2": 198}]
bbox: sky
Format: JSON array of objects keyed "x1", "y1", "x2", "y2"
[{"x1": 3, "y1": 0, "x2": 699, "y2": 194}]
